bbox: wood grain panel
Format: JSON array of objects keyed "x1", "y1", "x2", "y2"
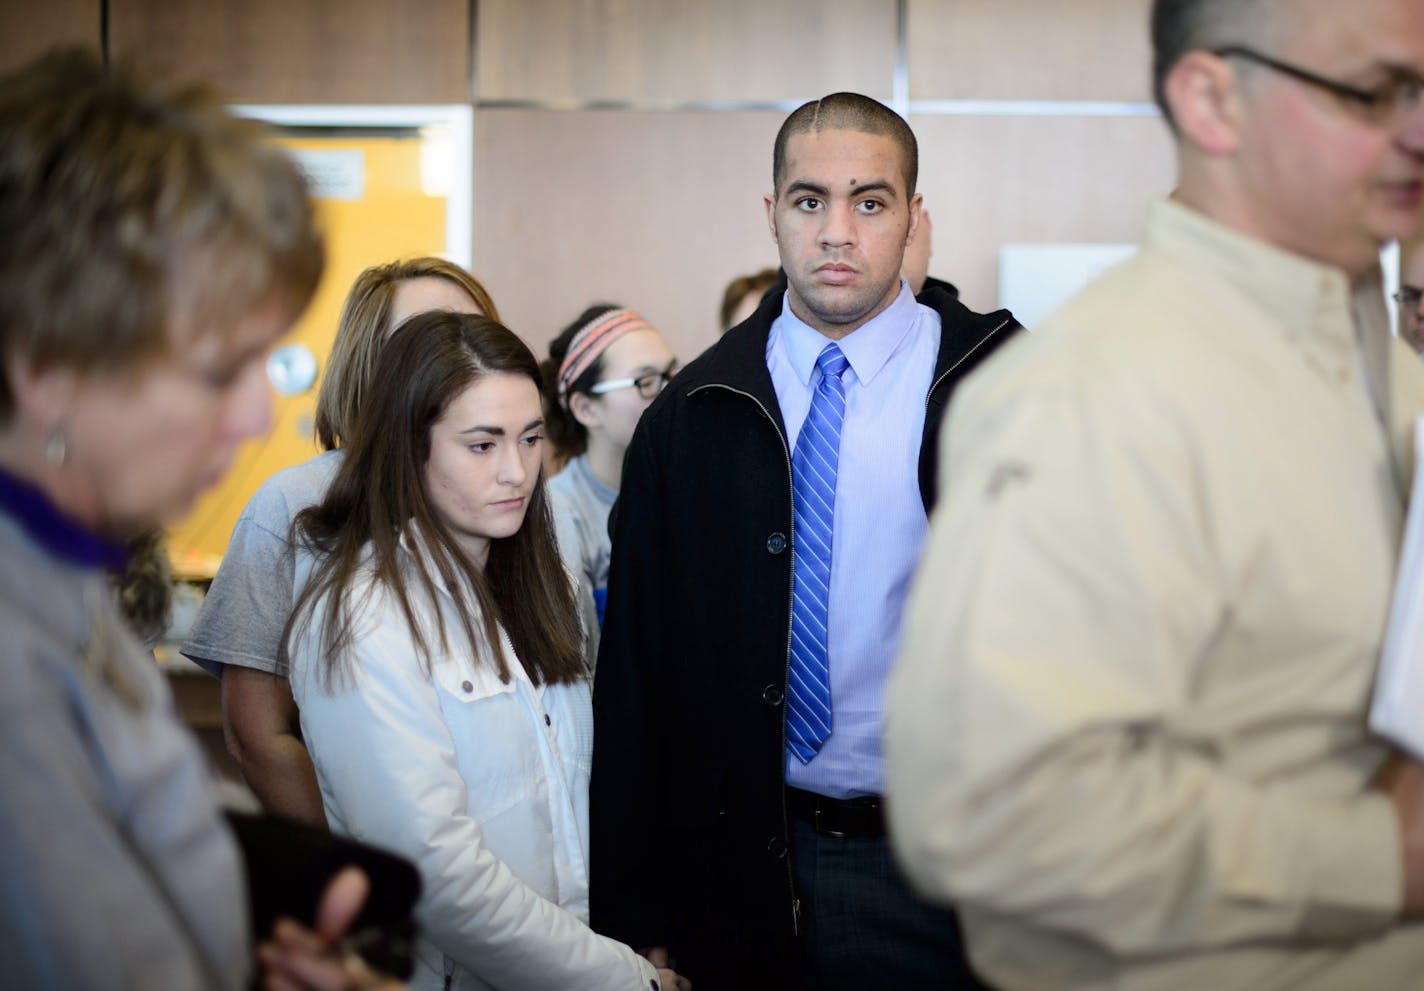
[
  {"x1": 908, "y1": 0, "x2": 1154, "y2": 103},
  {"x1": 109, "y1": 0, "x2": 469, "y2": 103},
  {"x1": 0, "y1": 0, "x2": 100, "y2": 74},
  {"x1": 473, "y1": 109, "x2": 784, "y2": 363},
  {"x1": 912, "y1": 113, "x2": 1176, "y2": 316},
  {"x1": 476, "y1": 0, "x2": 896, "y2": 104}
]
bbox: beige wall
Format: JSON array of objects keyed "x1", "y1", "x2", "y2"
[
  {"x1": 907, "y1": 0, "x2": 1153, "y2": 101},
  {"x1": 3, "y1": 0, "x2": 1181, "y2": 361},
  {"x1": 0, "y1": 0, "x2": 99, "y2": 72},
  {"x1": 473, "y1": 108, "x2": 783, "y2": 358},
  {"x1": 108, "y1": 0, "x2": 470, "y2": 103},
  {"x1": 477, "y1": 0, "x2": 897, "y2": 104}
]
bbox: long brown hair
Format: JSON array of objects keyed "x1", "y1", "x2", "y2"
[{"x1": 287, "y1": 311, "x2": 584, "y2": 689}]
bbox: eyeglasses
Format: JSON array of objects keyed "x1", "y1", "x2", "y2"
[
  {"x1": 1396, "y1": 286, "x2": 1424, "y2": 309},
  {"x1": 1213, "y1": 45, "x2": 1423, "y2": 129},
  {"x1": 588, "y1": 363, "x2": 678, "y2": 400}
]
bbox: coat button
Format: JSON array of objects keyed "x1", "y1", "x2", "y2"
[
  {"x1": 461, "y1": 680, "x2": 473, "y2": 693},
  {"x1": 544, "y1": 713, "x2": 552, "y2": 726},
  {"x1": 766, "y1": 532, "x2": 787, "y2": 554},
  {"x1": 762, "y1": 684, "x2": 784, "y2": 707},
  {"x1": 767, "y1": 837, "x2": 788, "y2": 860}
]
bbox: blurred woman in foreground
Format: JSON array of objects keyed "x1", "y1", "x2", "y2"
[{"x1": 0, "y1": 48, "x2": 396, "y2": 990}]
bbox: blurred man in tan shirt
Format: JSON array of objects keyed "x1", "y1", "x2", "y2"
[{"x1": 886, "y1": 0, "x2": 1424, "y2": 989}]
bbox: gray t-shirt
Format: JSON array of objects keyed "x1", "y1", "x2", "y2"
[
  {"x1": 181, "y1": 449, "x2": 343, "y2": 679},
  {"x1": 548, "y1": 454, "x2": 616, "y2": 671},
  {"x1": 548, "y1": 454, "x2": 616, "y2": 625}
]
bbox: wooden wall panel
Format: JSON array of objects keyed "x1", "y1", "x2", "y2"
[
  {"x1": 109, "y1": 0, "x2": 470, "y2": 103},
  {"x1": 476, "y1": 0, "x2": 897, "y2": 104},
  {"x1": 908, "y1": 0, "x2": 1154, "y2": 102},
  {"x1": 0, "y1": 0, "x2": 100, "y2": 74},
  {"x1": 912, "y1": 113, "x2": 1176, "y2": 316},
  {"x1": 473, "y1": 109, "x2": 783, "y2": 363}
]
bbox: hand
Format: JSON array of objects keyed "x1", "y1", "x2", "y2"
[
  {"x1": 1376, "y1": 751, "x2": 1424, "y2": 914},
  {"x1": 257, "y1": 867, "x2": 407, "y2": 991},
  {"x1": 637, "y1": 947, "x2": 690, "y2": 990},
  {"x1": 656, "y1": 967, "x2": 692, "y2": 991},
  {"x1": 638, "y1": 945, "x2": 670, "y2": 968}
]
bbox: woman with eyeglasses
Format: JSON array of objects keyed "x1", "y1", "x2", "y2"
[{"x1": 540, "y1": 305, "x2": 677, "y2": 636}]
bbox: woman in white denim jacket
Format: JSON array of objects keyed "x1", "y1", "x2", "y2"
[{"x1": 286, "y1": 312, "x2": 688, "y2": 991}]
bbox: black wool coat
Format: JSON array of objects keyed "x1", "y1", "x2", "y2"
[{"x1": 589, "y1": 284, "x2": 1020, "y2": 988}]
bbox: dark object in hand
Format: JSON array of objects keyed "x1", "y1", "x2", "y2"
[{"x1": 226, "y1": 810, "x2": 420, "y2": 979}]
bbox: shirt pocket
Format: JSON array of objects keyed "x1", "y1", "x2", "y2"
[{"x1": 430, "y1": 658, "x2": 541, "y2": 823}]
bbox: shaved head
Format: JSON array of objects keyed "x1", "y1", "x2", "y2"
[{"x1": 772, "y1": 92, "x2": 918, "y2": 200}]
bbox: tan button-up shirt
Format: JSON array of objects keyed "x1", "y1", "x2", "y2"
[{"x1": 886, "y1": 199, "x2": 1424, "y2": 990}]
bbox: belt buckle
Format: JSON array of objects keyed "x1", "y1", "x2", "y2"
[{"x1": 812, "y1": 806, "x2": 847, "y2": 839}]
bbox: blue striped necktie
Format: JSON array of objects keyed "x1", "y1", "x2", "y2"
[{"x1": 787, "y1": 342, "x2": 849, "y2": 764}]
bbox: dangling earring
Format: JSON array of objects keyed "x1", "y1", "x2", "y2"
[{"x1": 44, "y1": 427, "x2": 67, "y2": 466}]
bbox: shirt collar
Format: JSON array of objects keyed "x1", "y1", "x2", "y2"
[
  {"x1": 1148, "y1": 196, "x2": 1402, "y2": 482},
  {"x1": 0, "y1": 465, "x2": 129, "y2": 571},
  {"x1": 778, "y1": 279, "x2": 919, "y2": 388},
  {"x1": 572, "y1": 454, "x2": 617, "y2": 504},
  {"x1": 398, "y1": 524, "x2": 503, "y2": 619},
  {"x1": 1146, "y1": 197, "x2": 1369, "y2": 359},
  {"x1": 394, "y1": 525, "x2": 527, "y2": 682}
]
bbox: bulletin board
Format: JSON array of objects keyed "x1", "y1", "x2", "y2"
[{"x1": 166, "y1": 105, "x2": 473, "y2": 577}]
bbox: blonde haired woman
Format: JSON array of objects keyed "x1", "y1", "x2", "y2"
[{"x1": 183, "y1": 258, "x2": 499, "y2": 825}]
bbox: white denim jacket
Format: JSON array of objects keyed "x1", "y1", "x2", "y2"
[{"x1": 290, "y1": 539, "x2": 657, "y2": 991}]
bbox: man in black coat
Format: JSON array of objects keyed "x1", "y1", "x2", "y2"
[{"x1": 590, "y1": 92, "x2": 1020, "y2": 990}]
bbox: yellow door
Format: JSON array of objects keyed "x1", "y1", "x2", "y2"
[{"x1": 167, "y1": 132, "x2": 451, "y2": 577}]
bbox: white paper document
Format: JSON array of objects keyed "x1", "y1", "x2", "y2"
[{"x1": 1371, "y1": 415, "x2": 1424, "y2": 759}]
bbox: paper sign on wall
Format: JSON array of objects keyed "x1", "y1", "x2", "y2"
[{"x1": 289, "y1": 148, "x2": 366, "y2": 200}]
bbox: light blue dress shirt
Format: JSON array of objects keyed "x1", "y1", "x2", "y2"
[{"x1": 768, "y1": 281, "x2": 940, "y2": 798}]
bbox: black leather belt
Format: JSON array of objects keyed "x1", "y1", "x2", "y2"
[{"x1": 785, "y1": 786, "x2": 886, "y2": 839}]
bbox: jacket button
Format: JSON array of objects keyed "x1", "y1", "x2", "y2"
[
  {"x1": 766, "y1": 532, "x2": 787, "y2": 554},
  {"x1": 762, "y1": 684, "x2": 783, "y2": 707},
  {"x1": 461, "y1": 680, "x2": 473, "y2": 693},
  {"x1": 767, "y1": 837, "x2": 788, "y2": 860}
]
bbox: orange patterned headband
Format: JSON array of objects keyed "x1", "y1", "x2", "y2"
[{"x1": 557, "y1": 308, "x2": 654, "y2": 409}]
